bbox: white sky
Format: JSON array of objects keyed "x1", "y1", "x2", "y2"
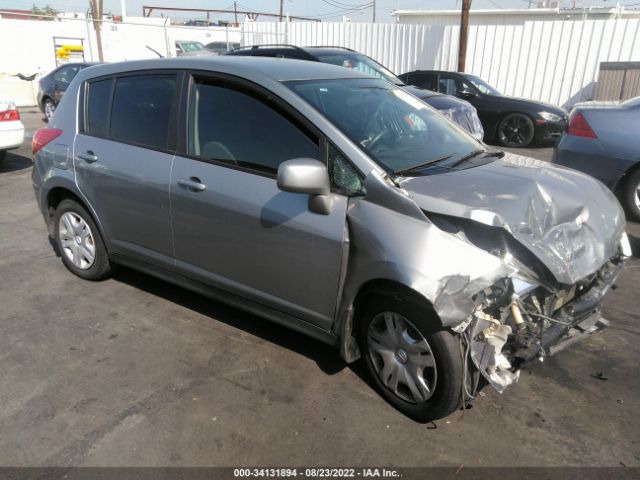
[{"x1": 0, "y1": 0, "x2": 637, "y2": 23}]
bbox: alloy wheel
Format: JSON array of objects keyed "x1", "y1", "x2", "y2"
[
  {"x1": 635, "y1": 182, "x2": 640, "y2": 211},
  {"x1": 498, "y1": 114, "x2": 534, "y2": 147},
  {"x1": 58, "y1": 212, "x2": 96, "y2": 270},
  {"x1": 44, "y1": 101, "x2": 55, "y2": 121},
  {"x1": 367, "y1": 311, "x2": 437, "y2": 404}
]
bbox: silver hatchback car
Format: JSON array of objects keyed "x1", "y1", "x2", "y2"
[{"x1": 32, "y1": 57, "x2": 630, "y2": 421}]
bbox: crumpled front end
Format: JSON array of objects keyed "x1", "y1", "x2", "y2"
[{"x1": 466, "y1": 253, "x2": 626, "y2": 393}]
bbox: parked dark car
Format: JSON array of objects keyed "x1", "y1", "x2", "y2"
[
  {"x1": 552, "y1": 97, "x2": 640, "y2": 221},
  {"x1": 32, "y1": 57, "x2": 629, "y2": 421},
  {"x1": 399, "y1": 70, "x2": 567, "y2": 147},
  {"x1": 226, "y1": 45, "x2": 484, "y2": 141},
  {"x1": 37, "y1": 62, "x2": 97, "y2": 121}
]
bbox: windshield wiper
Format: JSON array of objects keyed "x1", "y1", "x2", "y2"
[
  {"x1": 446, "y1": 149, "x2": 504, "y2": 168},
  {"x1": 393, "y1": 153, "x2": 455, "y2": 176}
]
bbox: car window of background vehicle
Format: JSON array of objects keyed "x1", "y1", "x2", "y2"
[
  {"x1": 188, "y1": 78, "x2": 319, "y2": 174},
  {"x1": 109, "y1": 74, "x2": 176, "y2": 150}
]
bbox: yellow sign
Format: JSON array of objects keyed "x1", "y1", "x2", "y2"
[{"x1": 55, "y1": 45, "x2": 85, "y2": 60}]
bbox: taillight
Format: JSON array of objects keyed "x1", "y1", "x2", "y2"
[
  {"x1": 0, "y1": 109, "x2": 20, "y2": 121},
  {"x1": 566, "y1": 111, "x2": 597, "y2": 139},
  {"x1": 32, "y1": 127, "x2": 63, "y2": 154}
]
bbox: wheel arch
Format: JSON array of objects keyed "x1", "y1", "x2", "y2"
[
  {"x1": 338, "y1": 278, "x2": 442, "y2": 363},
  {"x1": 45, "y1": 186, "x2": 107, "y2": 248}
]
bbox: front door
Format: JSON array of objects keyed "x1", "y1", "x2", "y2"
[
  {"x1": 74, "y1": 73, "x2": 178, "y2": 267},
  {"x1": 170, "y1": 76, "x2": 348, "y2": 329}
]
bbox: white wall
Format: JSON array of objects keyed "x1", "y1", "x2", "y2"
[
  {"x1": 0, "y1": 16, "x2": 241, "y2": 106},
  {"x1": 241, "y1": 18, "x2": 640, "y2": 108}
]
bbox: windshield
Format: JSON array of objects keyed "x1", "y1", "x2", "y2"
[
  {"x1": 288, "y1": 78, "x2": 483, "y2": 175},
  {"x1": 180, "y1": 42, "x2": 204, "y2": 52},
  {"x1": 314, "y1": 52, "x2": 404, "y2": 86},
  {"x1": 466, "y1": 75, "x2": 501, "y2": 96}
]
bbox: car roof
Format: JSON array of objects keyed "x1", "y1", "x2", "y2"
[
  {"x1": 74, "y1": 56, "x2": 373, "y2": 83},
  {"x1": 302, "y1": 47, "x2": 358, "y2": 56}
]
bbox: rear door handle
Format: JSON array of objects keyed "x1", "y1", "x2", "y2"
[
  {"x1": 177, "y1": 177, "x2": 207, "y2": 192},
  {"x1": 77, "y1": 151, "x2": 98, "y2": 163}
]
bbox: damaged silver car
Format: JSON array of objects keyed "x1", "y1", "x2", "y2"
[{"x1": 32, "y1": 58, "x2": 631, "y2": 421}]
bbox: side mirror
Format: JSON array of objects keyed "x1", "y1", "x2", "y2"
[
  {"x1": 277, "y1": 158, "x2": 333, "y2": 215},
  {"x1": 458, "y1": 89, "x2": 476, "y2": 99}
]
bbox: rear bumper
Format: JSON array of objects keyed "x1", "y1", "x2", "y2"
[
  {"x1": 0, "y1": 122, "x2": 25, "y2": 151},
  {"x1": 535, "y1": 119, "x2": 565, "y2": 144},
  {"x1": 552, "y1": 138, "x2": 631, "y2": 190}
]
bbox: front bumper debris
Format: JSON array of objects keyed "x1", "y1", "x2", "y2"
[{"x1": 467, "y1": 255, "x2": 624, "y2": 393}]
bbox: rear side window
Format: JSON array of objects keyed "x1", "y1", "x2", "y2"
[
  {"x1": 110, "y1": 74, "x2": 176, "y2": 150},
  {"x1": 188, "y1": 79, "x2": 318, "y2": 174},
  {"x1": 86, "y1": 78, "x2": 112, "y2": 138}
]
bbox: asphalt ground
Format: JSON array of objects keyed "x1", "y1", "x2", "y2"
[{"x1": 0, "y1": 110, "x2": 638, "y2": 468}]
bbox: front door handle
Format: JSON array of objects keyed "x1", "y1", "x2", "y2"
[
  {"x1": 177, "y1": 177, "x2": 207, "y2": 192},
  {"x1": 77, "y1": 151, "x2": 98, "y2": 163}
]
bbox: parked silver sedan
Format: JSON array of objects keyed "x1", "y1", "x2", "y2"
[
  {"x1": 552, "y1": 96, "x2": 640, "y2": 221},
  {"x1": 32, "y1": 57, "x2": 629, "y2": 421}
]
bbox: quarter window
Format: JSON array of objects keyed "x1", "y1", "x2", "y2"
[
  {"x1": 85, "y1": 78, "x2": 112, "y2": 138},
  {"x1": 109, "y1": 74, "x2": 176, "y2": 150},
  {"x1": 328, "y1": 144, "x2": 365, "y2": 196},
  {"x1": 188, "y1": 79, "x2": 319, "y2": 174}
]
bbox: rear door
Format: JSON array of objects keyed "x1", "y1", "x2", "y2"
[
  {"x1": 169, "y1": 74, "x2": 348, "y2": 329},
  {"x1": 74, "y1": 72, "x2": 179, "y2": 268}
]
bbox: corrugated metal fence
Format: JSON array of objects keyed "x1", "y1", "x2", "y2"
[{"x1": 241, "y1": 19, "x2": 640, "y2": 108}]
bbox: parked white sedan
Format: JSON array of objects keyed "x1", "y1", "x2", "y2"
[{"x1": 0, "y1": 101, "x2": 25, "y2": 162}]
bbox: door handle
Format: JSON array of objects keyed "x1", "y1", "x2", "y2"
[
  {"x1": 77, "y1": 151, "x2": 98, "y2": 163},
  {"x1": 178, "y1": 177, "x2": 207, "y2": 192}
]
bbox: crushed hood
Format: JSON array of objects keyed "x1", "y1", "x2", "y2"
[{"x1": 399, "y1": 153, "x2": 626, "y2": 285}]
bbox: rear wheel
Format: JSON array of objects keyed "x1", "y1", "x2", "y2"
[
  {"x1": 497, "y1": 113, "x2": 535, "y2": 147},
  {"x1": 358, "y1": 296, "x2": 463, "y2": 421},
  {"x1": 623, "y1": 170, "x2": 640, "y2": 222},
  {"x1": 43, "y1": 98, "x2": 56, "y2": 122},
  {"x1": 54, "y1": 199, "x2": 113, "y2": 280}
]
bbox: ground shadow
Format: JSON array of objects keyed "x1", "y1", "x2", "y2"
[
  {"x1": 0, "y1": 149, "x2": 33, "y2": 173},
  {"x1": 112, "y1": 266, "x2": 349, "y2": 376}
]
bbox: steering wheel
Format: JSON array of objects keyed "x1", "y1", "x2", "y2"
[{"x1": 364, "y1": 128, "x2": 394, "y2": 152}]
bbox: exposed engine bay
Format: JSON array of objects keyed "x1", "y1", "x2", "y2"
[{"x1": 465, "y1": 255, "x2": 625, "y2": 394}]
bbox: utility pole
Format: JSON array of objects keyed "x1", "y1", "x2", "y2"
[
  {"x1": 372, "y1": 0, "x2": 376, "y2": 23},
  {"x1": 234, "y1": 1, "x2": 238, "y2": 25},
  {"x1": 89, "y1": 0, "x2": 104, "y2": 62},
  {"x1": 279, "y1": 0, "x2": 284, "y2": 21},
  {"x1": 457, "y1": 0, "x2": 471, "y2": 72}
]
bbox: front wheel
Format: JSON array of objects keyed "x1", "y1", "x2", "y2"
[
  {"x1": 497, "y1": 113, "x2": 535, "y2": 147},
  {"x1": 623, "y1": 170, "x2": 640, "y2": 222},
  {"x1": 358, "y1": 297, "x2": 463, "y2": 421},
  {"x1": 54, "y1": 199, "x2": 113, "y2": 280}
]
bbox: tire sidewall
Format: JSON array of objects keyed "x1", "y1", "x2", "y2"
[
  {"x1": 358, "y1": 296, "x2": 463, "y2": 422},
  {"x1": 498, "y1": 113, "x2": 535, "y2": 147},
  {"x1": 54, "y1": 199, "x2": 111, "y2": 280},
  {"x1": 623, "y1": 170, "x2": 640, "y2": 222}
]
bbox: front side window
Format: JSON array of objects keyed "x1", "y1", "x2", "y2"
[
  {"x1": 109, "y1": 74, "x2": 176, "y2": 150},
  {"x1": 466, "y1": 75, "x2": 501, "y2": 96},
  {"x1": 288, "y1": 78, "x2": 482, "y2": 175},
  {"x1": 438, "y1": 75, "x2": 467, "y2": 96},
  {"x1": 188, "y1": 79, "x2": 319, "y2": 174},
  {"x1": 85, "y1": 78, "x2": 112, "y2": 137}
]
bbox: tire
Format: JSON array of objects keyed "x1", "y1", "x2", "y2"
[
  {"x1": 623, "y1": 170, "x2": 640, "y2": 222},
  {"x1": 0, "y1": 150, "x2": 5, "y2": 163},
  {"x1": 43, "y1": 98, "x2": 56, "y2": 122},
  {"x1": 497, "y1": 113, "x2": 535, "y2": 148},
  {"x1": 358, "y1": 296, "x2": 463, "y2": 422},
  {"x1": 54, "y1": 199, "x2": 113, "y2": 280}
]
